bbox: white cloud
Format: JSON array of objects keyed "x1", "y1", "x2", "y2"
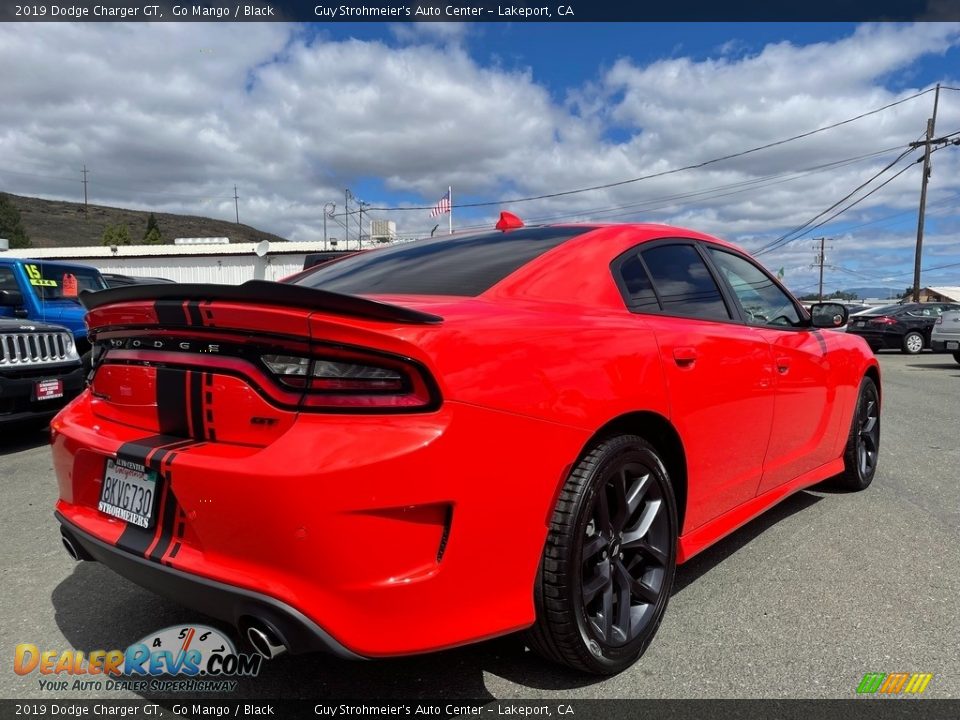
[{"x1": 1, "y1": 21, "x2": 959, "y2": 292}]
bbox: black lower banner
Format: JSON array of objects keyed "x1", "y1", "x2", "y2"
[{"x1": 2, "y1": 700, "x2": 959, "y2": 720}]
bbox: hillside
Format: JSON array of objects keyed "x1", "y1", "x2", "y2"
[{"x1": 3, "y1": 192, "x2": 289, "y2": 248}]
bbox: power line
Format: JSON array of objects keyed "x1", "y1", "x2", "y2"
[
  {"x1": 393, "y1": 144, "x2": 912, "y2": 236},
  {"x1": 754, "y1": 146, "x2": 920, "y2": 257},
  {"x1": 366, "y1": 89, "x2": 936, "y2": 212},
  {"x1": 779, "y1": 161, "x2": 918, "y2": 244}
]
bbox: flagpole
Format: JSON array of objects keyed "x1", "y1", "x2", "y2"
[{"x1": 448, "y1": 186, "x2": 453, "y2": 235}]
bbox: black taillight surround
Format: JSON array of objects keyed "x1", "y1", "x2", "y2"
[{"x1": 91, "y1": 331, "x2": 441, "y2": 413}]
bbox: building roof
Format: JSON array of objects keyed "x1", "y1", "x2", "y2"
[
  {"x1": 925, "y1": 287, "x2": 960, "y2": 302},
  {"x1": 0, "y1": 241, "x2": 371, "y2": 260}
]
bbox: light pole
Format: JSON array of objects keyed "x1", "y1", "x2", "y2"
[{"x1": 323, "y1": 202, "x2": 336, "y2": 250}]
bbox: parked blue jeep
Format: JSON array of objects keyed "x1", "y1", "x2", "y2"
[{"x1": 0, "y1": 258, "x2": 107, "y2": 356}]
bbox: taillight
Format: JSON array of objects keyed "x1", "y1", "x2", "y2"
[
  {"x1": 869, "y1": 316, "x2": 897, "y2": 326},
  {"x1": 260, "y1": 349, "x2": 437, "y2": 411}
]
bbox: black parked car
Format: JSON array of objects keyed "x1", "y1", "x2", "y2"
[
  {"x1": 0, "y1": 319, "x2": 84, "y2": 427},
  {"x1": 846, "y1": 302, "x2": 960, "y2": 354}
]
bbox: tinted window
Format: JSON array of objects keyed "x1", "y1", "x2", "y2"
[
  {"x1": 862, "y1": 304, "x2": 905, "y2": 316},
  {"x1": 25, "y1": 263, "x2": 107, "y2": 300},
  {"x1": 293, "y1": 227, "x2": 596, "y2": 296},
  {"x1": 618, "y1": 254, "x2": 660, "y2": 311},
  {"x1": 0, "y1": 267, "x2": 17, "y2": 292},
  {"x1": 708, "y1": 249, "x2": 801, "y2": 327},
  {"x1": 640, "y1": 244, "x2": 730, "y2": 321}
]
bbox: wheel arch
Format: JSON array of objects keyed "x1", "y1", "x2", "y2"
[
  {"x1": 863, "y1": 364, "x2": 881, "y2": 405},
  {"x1": 579, "y1": 411, "x2": 688, "y2": 533}
]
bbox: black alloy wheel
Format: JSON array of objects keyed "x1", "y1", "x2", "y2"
[
  {"x1": 836, "y1": 376, "x2": 880, "y2": 491},
  {"x1": 528, "y1": 435, "x2": 677, "y2": 674}
]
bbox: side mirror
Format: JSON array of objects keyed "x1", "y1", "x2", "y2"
[
  {"x1": 809, "y1": 302, "x2": 848, "y2": 329},
  {"x1": 0, "y1": 289, "x2": 24, "y2": 307}
]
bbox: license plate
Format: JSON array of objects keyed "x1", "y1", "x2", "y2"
[
  {"x1": 948, "y1": 341, "x2": 959, "y2": 350},
  {"x1": 35, "y1": 378, "x2": 63, "y2": 401},
  {"x1": 98, "y1": 459, "x2": 159, "y2": 529}
]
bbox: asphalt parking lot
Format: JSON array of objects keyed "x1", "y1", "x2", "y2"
[{"x1": 1, "y1": 352, "x2": 958, "y2": 701}]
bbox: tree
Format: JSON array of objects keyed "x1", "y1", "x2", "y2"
[
  {"x1": 101, "y1": 223, "x2": 132, "y2": 246},
  {"x1": 902, "y1": 286, "x2": 915, "y2": 299},
  {"x1": 0, "y1": 194, "x2": 31, "y2": 248},
  {"x1": 143, "y1": 213, "x2": 162, "y2": 244}
]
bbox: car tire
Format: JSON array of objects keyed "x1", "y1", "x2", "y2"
[
  {"x1": 901, "y1": 331, "x2": 924, "y2": 354},
  {"x1": 953, "y1": 352, "x2": 960, "y2": 365},
  {"x1": 527, "y1": 435, "x2": 677, "y2": 675},
  {"x1": 833, "y1": 376, "x2": 880, "y2": 491}
]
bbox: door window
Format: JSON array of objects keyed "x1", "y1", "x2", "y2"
[{"x1": 708, "y1": 249, "x2": 801, "y2": 328}]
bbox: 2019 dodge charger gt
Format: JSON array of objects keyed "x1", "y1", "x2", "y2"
[{"x1": 51, "y1": 219, "x2": 881, "y2": 674}]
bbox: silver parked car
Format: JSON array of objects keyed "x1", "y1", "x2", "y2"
[{"x1": 931, "y1": 307, "x2": 960, "y2": 364}]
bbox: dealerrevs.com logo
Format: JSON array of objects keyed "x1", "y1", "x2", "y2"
[
  {"x1": 856, "y1": 672, "x2": 934, "y2": 696},
  {"x1": 15, "y1": 625, "x2": 261, "y2": 693}
]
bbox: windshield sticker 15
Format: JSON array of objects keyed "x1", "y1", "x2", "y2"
[{"x1": 25, "y1": 264, "x2": 58, "y2": 287}]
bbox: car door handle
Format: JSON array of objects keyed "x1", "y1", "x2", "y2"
[
  {"x1": 776, "y1": 356, "x2": 791, "y2": 374},
  {"x1": 673, "y1": 347, "x2": 698, "y2": 367}
]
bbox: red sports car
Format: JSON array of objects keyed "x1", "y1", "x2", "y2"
[{"x1": 52, "y1": 218, "x2": 881, "y2": 674}]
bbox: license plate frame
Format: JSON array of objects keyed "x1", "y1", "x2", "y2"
[
  {"x1": 35, "y1": 378, "x2": 64, "y2": 401},
  {"x1": 98, "y1": 458, "x2": 159, "y2": 529},
  {"x1": 947, "y1": 341, "x2": 959, "y2": 350}
]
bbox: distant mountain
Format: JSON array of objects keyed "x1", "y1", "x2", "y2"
[
  {"x1": 840, "y1": 287, "x2": 903, "y2": 300},
  {"x1": 2, "y1": 192, "x2": 289, "y2": 248}
]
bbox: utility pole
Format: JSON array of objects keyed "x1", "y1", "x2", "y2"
[
  {"x1": 81, "y1": 165, "x2": 89, "y2": 213},
  {"x1": 816, "y1": 237, "x2": 826, "y2": 302},
  {"x1": 323, "y1": 202, "x2": 336, "y2": 249},
  {"x1": 233, "y1": 185, "x2": 240, "y2": 224},
  {"x1": 357, "y1": 200, "x2": 370, "y2": 249},
  {"x1": 912, "y1": 83, "x2": 940, "y2": 303},
  {"x1": 344, "y1": 189, "x2": 351, "y2": 245}
]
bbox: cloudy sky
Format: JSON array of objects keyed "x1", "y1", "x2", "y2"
[{"x1": 2, "y1": 21, "x2": 960, "y2": 295}]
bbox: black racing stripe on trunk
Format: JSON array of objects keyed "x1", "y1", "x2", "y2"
[
  {"x1": 114, "y1": 436, "x2": 192, "y2": 556},
  {"x1": 156, "y1": 368, "x2": 189, "y2": 437},
  {"x1": 189, "y1": 372, "x2": 206, "y2": 440},
  {"x1": 155, "y1": 300, "x2": 187, "y2": 326},
  {"x1": 187, "y1": 301, "x2": 204, "y2": 327}
]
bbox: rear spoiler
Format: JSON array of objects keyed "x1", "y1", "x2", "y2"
[{"x1": 80, "y1": 279, "x2": 444, "y2": 325}]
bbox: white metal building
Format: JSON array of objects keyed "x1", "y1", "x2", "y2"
[{"x1": 0, "y1": 241, "x2": 380, "y2": 285}]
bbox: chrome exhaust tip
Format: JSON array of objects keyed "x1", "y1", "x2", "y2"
[
  {"x1": 62, "y1": 536, "x2": 81, "y2": 561},
  {"x1": 247, "y1": 624, "x2": 287, "y2": 660}
]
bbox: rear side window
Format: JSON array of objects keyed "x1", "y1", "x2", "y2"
[
  {"x1": 639, "y1": 244, "x2": 731, "y2": 321},
  {"x1": 294, "y1": 227, "x2": 595, "y2": 296},
  {"x1": 618, "y1": 255, "x2": 660, "y2": 312}
]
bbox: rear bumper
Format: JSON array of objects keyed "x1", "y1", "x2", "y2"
[
  {"x1": 930, "y1": 338, "x2": 960, "y2": 353},
  {"x1": 57, "y1": 513, "x2": 361, "y2": 659},
  {"x1": 0, "y1": 365, "x2": 84, "y2": 425},
  {"x1": 51, "y1": 391, "x2": 588, "y2": 657}
]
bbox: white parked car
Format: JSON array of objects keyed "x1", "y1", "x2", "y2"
[{"x1": 931, "y1": 307, "x2": 960, "y2": 364}]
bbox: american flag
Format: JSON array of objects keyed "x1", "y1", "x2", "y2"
[{"x1": 430, "y1": 190, "x2": 451, "y2": 217}]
